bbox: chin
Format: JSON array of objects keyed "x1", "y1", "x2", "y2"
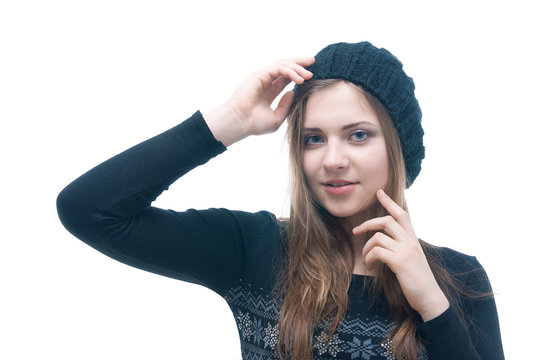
[
  {"x1": 323, "y1": 205, "x2": 368, "y2": 219},
  {"x1": 320, "y1": 197, "x2": 376, "y2": 220}
]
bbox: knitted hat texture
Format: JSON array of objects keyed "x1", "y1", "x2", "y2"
[{"x1": 295, "y1": 42, "x2": 425, "y2": 187}]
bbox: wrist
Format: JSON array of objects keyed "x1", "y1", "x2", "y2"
[
  {"x1": 419, "y1": 291, "x2": 450, "y2": 322},
  {"x1": 203, "y1": 104, "x2": 250, "y2": 147}
]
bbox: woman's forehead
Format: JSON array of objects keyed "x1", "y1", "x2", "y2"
[{"x1": 303, "y1": 83, "x2": 380, "y2": 129}]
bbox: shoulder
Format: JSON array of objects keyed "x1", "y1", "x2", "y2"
[
  {"x1": 200, "y1": 208, "x2": 282, "y2": 231},
  {"x1": 213, "y1": 208, "x2": 286, "y2": 244},
  {"x1": 226, "y1": 209, "x2": 283, "y2": 232},
  {"x1": 428, "y1": 246, "x2": 479, "y2": 272},
  {"x1": 176, "y1": 208, "x2": 283, "y2": 245},
  {"x1": 423, "y1": 244, "x2": 493, "y2": 293}
]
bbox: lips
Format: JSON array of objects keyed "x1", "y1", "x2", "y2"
[
  {"x1": 322, "y1": 179, "x2": 358, "y2": 194},
  {"x1": 323, "y1": 179, "x2": 356, "y2": 186},
  {"x1": 325, "y1": 182, "x2": 354, "y2": 187}
]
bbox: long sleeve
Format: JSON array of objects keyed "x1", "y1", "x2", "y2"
[
  {"x1": 417, "y1": 253, "x2": 504, "y2": 359},
  {"x1": 56, "y1": 111, "x2": 276, "y2": 295}
]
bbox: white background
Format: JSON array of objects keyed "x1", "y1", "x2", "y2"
[{"x1": 1, "y1": 1, "x2": 536, "y2": 359}]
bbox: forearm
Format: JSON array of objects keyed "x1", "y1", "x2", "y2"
[
  {"x1": 418, "y1": 297, "x2": 504, "y2": 359},
  {"x1": 419, "y1": 306, "x2": 481, "y2": 359},
  {"x1": 56, "y1": 111, "x2": 226, "y2": 240}
]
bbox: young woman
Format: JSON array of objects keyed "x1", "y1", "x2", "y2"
[{"x1": 57, "y1": 42, "x2": 504, "y2": 359}]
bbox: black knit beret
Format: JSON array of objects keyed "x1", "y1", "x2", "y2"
[{"x1": 295, "y1": 42, "x2": 425, "y2": 187}]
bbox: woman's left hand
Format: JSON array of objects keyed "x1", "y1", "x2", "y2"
[{"x1": 352, "y1": 189, "x2": 450, "y2": 322}]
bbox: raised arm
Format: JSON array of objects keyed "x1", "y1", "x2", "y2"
[{"x1": 56, "y1": 58, "x2": 314, "y2": 295}]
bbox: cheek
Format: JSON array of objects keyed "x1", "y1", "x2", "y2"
[
  {"x1": 355, "y1": 146, "x2": 390, "y2": 185},
  {"x1": 301, "y1": 152, "x2": 318, "y2": 184},
  {"x1": 375, "y1": 155, "x2": 390, "y2": 187}
]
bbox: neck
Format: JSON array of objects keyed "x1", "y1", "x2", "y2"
[{"x1": 337, "y1": 211, "x2": 376, "y2": 276}]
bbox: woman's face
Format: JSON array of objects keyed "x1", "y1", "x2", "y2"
[{"x1": 302, "y1": 81, "x2": 389, "y2": 220}]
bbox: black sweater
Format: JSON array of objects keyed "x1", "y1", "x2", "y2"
[{"x1": 57, "y1": 111, "x2": 504, "y2": 359}]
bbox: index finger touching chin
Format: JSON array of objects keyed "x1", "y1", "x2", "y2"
[{"x1": 376, "y1": 189, "x2": 407, "y2": 218}]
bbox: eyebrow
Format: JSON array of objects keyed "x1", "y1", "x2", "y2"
[{"x1": 303, "y1": 121, "x2": 376, "y2": 132}]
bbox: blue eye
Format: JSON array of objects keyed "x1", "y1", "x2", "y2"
[
  {"x1": 304, "y1": 134, "x2": 323, "y2": 146},
  {"x1": 350, "y1": 130, "x2": 369, "y2": 142}
]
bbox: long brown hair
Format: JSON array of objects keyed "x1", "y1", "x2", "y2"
[{"x1": 276, "y1": 79, "x2": 477, "y2": 360}]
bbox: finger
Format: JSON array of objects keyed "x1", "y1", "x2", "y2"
[
  {"x1": 285, "y1": 60, "x2": 315, "y2": 80},
  {"x1": 376, "y1": 189, "x2": 409, "y2": 224},
  {"x1": 265, "y1": 62, "x2": 312, "y2": 86},
  {"x1": 285, "y1": 56, "x2": 316, "y2": 68},
  {"x1": 352, "y1": 215, "x2": 407, "y2": 242},
  {"x1": 362, "y1": 232, "x2": 398, "y2": 261},
  {"x1": 264, "y1": 76, "x2": 292, "y2": 102},
  {"x1": 376, "y1": 189, "x2": 416, "y2": 236},
  {"x1": 364, "y1": 245, "x2": 396, "y2": 272},
  {"x1": 273, "y1": 91, "x2": 294, "y2": 123}
]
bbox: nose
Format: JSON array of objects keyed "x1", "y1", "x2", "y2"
[{"x1": 322, "y1": 140, "x2": 350, "y2": 171}]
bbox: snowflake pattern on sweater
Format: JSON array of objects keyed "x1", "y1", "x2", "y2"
[{"x1": 224, "y1": 279, "x2": 425, "y2": 360}]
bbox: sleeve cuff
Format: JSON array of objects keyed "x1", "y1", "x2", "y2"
[
  {"x1": 418, "y1": 305, "x2": 457, "y2": 335},
  {"x1": 191, "y1": 110, "x2": 227, "y2": 151}
]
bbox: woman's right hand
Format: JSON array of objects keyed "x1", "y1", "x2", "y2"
[{"x1": 204, "y1": 57, "x2": 315, "y2": 147}]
